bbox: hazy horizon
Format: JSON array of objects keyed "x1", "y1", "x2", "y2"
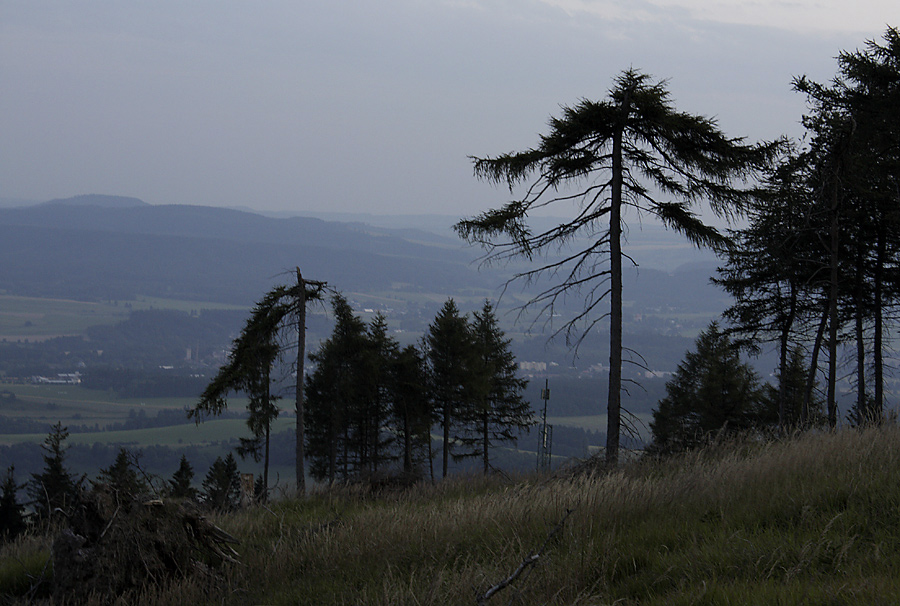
[{"x1": 3, "y1": 1, "x2": 897, "y2": 218}]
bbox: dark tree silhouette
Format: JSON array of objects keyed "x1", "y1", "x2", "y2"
[
  {"x1": 459, "y1": 300, "x2": 532, "y2": 474},
  {"x1": 425, "y1": 298, "x2": 473, "y2": 478},
  {"x1": 190, "y1": 269, "x2": 325, "y2": 497},
  {"x1": 28, "y1": 423, "x2": 81, "y2": 521},
  {"x1": 648, "y1": 323, "x2": 768, "y2": 456},
  {"x1": 0, "y1": 466, "x2": 26, "y2": 542},
  {"x1": 168, "y1": 455, "x2": 198, "y2": 500},
  {"x1": 457, "y1": 69, "x2": 780, "y2": 464}
]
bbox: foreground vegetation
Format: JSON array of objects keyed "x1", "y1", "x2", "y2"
[{"x1": 4, "y1": 426, "x2": 900, "y2": 604}]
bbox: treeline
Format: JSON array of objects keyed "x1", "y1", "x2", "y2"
[
  {"x1": 0, "y1": 424, "x2": 253, "y2": 542},
  {"x1": 81, "y1": 368, "x2": 210, "y2": 398},
  {"x1": 193, "y1": 286, "x2": 536, "y2": 498},
  {"x1": 0, "y1": 415, "x2": 605, "y2": 542},
  {"x1": 645, "y1": 29, "x2": 900, "y2": 455},
  {"x1": 303, "y1": 295, "x2": 533, "y2": 483},
  {"x1": 0, "y1": 407, "x2": 247, "y2": 437},
  {"x1": 713, "y1": 28, "x2": 900, "y2": 429}
]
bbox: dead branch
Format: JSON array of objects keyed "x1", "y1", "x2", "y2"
[{"x1": 476, "y1": 508, "x2": 574, "y2": 605}]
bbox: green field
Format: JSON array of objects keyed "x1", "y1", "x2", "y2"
[
  {"x1": 0, "y1": 384, "x2": 272, "y2": 447},
  {"x1": 1, "y1": 383, "x2": 194, "y2": 420},
  {"x1": 549, "y1": 412, "x2": 653, "y2": 439},
  {"x1": 0, "y1": 417, "x2": 294, "y2": 447},
  {"x1": 0, "y1": 294, "x2": 248, "y2": 340}
]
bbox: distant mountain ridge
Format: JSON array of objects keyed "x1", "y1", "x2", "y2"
[
  {"x1": 0, "y1": 193, "x2": 727, "y2": 324},
  {"x1": 0, "y1": 197, "x2": 497, "y2": 305},
  {"x1": 41, "y1": 194, "x2": 150, "y2": 208}
]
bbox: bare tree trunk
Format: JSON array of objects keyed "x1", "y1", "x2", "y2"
[
  {"x1": 605, "y1": 92, "x2": 629, "y2": 466},
  {"x1": 854, "y1": 243, "x2": 867, "y2": 423},
  {"x1": 777, "y1": 285, "x2": 797, "y2": 429},
  {"x1": 295, "y1": 268, "x2": 307, "y2": 495},
  {"x1": 403, "y1": 406, "x2": 412, "y2": 475},
  {"x1": 442, "y1": 405, "x2": 450, "y2": 478},
  {"x1": 873, "y1": 225, "x2": 886, "y2": 421},
  {"x1": 804, "y1": 301, "x2": 828, "y2": 427},
  {"x1": 826, "y1": 194, "x2": 839, "y2": 429},
  {"x1": 263, "y1": 384, "x2": 270, "y2": 503},
  {"x1": 482, "y1": 411, "x2": 489, "y2": 475}
]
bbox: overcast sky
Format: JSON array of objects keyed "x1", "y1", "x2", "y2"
[{"x1": 2, "y1": 1, "x2": 897, "y2": 216}]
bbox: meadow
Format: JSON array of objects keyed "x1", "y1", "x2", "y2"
[
  {"x1": 4, "y1": 425, "x2": 900, "y2": 605},
  {"x1": 0, "y1": 294, "x2": 247, "y2": 341}
]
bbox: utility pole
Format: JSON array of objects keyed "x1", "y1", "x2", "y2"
[{"x1": 537, "y1": 379, "x2": 552, "y2": 472}]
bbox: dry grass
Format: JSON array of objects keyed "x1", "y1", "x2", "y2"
[{"x1": 5, "y1": 426, "x2": 900, "y2": 604}]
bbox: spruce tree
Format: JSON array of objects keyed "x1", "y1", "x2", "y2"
[
  {"x1": 648, "y1": 323, "x2": 768, "y2": 456},
  {"x1": 201, "y1": 454, "x2": 240, "y2": 511},
  {"x1": 168, "y1": 455, "x2": 198, "y2": 500},
  {"x1": 305, "y1": 294, "x2": 368, "y2": 482},
  {"x1": 28, "y1": 423, "x2": 80, "y2": 521},
  {"x1": 425, "y1": 299, "x2": 473, "y2": 478},
  {"x1": 360, "y1": 313, "x2": 400, "y2": 476},
  {"x1": 190, "y1": 270, "x2": 326, "y2": 497},
  {"x1": 714, "y1": 148, "x2": 821, "y2": 429},
  {"x1": 457, "y1": 69, "x2": 780, "y2": 465},
  {"x1": 0, "y1": 466, "x2": 26, "y2": 542},
  {"x1": 95, "y1": 448, "x2": 149, "y2": 502},
  {"x1": 390, "y1": 344, "x2": 432, "y2": 477},
  {"x1": 793, "y1": 27, "x2": 900, "y2": 424},
  {"x1": 458, "y1": 300, "x2": 532, "y2": 474}
]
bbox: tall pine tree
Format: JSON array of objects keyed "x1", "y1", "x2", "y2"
[
  {"x1": 457, "y1": 300, "x2": 532, "y2": 474},
  {"x1": 458, "y1": 69, "x2": 780, "y2": 465},
  {"x1": 425, "y1": 299, "x2": 473, "y2": 478},
  {"x1": 28, "y1": 423, "x2": 81, "y2": 521},
  {"x1": 0, "y1": 466, "x2": 26, "y2": 542}
]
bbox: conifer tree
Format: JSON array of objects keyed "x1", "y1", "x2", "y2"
[
  {"x1": 305, "y1": 294, "x2": 369, "y2": 482},
  {"x1": 192, "y1": 294, "x2": 280, "y2": 501},
  {"x1": 793, "y1": 27, "x2": 900, "y2": 424},
  {"x1": 648, "y1": 323, "x2": 768, "y2": 456},
  {"x1": 458, "y1": 69, "x2": 780, "y2": 465},
  {"x1": 190, "y1": 270, "x2": 325, "y2": 496},
  {"x1": 95, "y1": 448, "x2": 149, "y2": 502},
  {"x1": 28, "y1": 423, "x2": 80, "y2": 521},
  {"x1": 168, "y1": 455, "x2": 198, "y2": 500},
  {"x1": 763, "y1": 348, "x2": 825, "y2": 429},
  {"x1": 359, "y1": 313, "x2": 399, "y2": 476},
  {"x1": 390, "y1": 344, "x2": 432, "y2": 477},
  {"x1": 425, "y1": 299, "x2": 473, "y2": 478},
  {"x1": 201, "y1": 454, "x2": 240, "y2": 511},
  {"x1": 0, "y1": 466, "x2": 26, "y2": 542},
  {"x1": 458, "y1": 300, "x2": 532, "y2": 474},
  {"x1": 715, "y1": 149, "x2": 821, "y2": 428}
]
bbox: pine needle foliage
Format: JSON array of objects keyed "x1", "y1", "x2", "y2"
[{"x1": 457, "y1": 69, "x2": 781, "y2": 465}]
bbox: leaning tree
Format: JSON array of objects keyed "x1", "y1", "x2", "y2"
[
  {"x1": 457, "y1": 69, "x2": 780, "y2": 464},
  {"x1": 190, "y1": 269, "x2": 325, "y2": 496}
]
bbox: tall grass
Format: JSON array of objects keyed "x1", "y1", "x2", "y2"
[{"x1": 6, "y1": 426, "x2": 900, "y2": 604}]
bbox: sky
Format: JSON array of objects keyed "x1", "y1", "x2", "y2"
[{"x1": 1, "y1": 1, "x2": 897, "y2": 217}]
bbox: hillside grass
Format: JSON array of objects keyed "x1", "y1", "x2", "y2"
[{"x1": 5, "y1": 426, "x2": 900, "y2": 604}]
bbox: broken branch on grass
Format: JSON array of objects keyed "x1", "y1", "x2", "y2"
[{"x1": 476, "y1": 508, "x2": 574, "y2": 605}]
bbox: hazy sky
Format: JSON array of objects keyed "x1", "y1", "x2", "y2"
[{"x1": 2, "y1": 1, "x2": 896, "y2": 216}]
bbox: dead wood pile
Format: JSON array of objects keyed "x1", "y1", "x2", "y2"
[{"x1": 51, "y1": 484, "x2": 238, "y2": 603}]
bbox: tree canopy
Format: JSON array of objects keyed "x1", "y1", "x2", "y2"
[
  {"x1": 457, "y1": 68, "x2": 780, "y2": 464},
  {"x1": 648, "y1": 323, "x2": 769, "y2": 456}
]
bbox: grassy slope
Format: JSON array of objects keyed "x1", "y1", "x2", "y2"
[{"x1": 6, "y1": 426, "x2": 900, "y2": 605}]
